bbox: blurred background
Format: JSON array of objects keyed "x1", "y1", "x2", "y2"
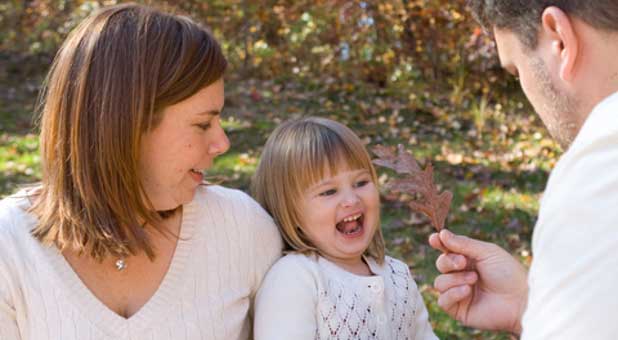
[{"x1": 0, "y1": 1, "x2": 560, "y2": 338}]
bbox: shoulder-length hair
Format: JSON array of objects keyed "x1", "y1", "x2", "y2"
[
  {"x1": 30, "y1": 3, "x2": 227, "y2": 261},
  {"x1": 252, "y1": 117, "x2": 385, "y2": 263}
]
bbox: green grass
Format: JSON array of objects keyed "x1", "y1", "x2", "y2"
[{"x1": 0, "y1": 132, "x2": 40, "y2": 195}]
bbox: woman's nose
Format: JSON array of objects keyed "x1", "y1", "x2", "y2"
[{"x1": 209, "y1": 124, "x2": 230, "y2": 156}]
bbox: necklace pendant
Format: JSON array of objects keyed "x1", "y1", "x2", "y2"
[{"x1": 115, "y1": 258, "x2": 127, "y2": 271}]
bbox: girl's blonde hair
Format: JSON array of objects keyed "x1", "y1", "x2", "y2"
[
  {"x1": 252, "y1": 117, "x2": 385, "y2": 263},
  {"x1": 30, "y1": 4, "x2": 227, "y2": 261}
]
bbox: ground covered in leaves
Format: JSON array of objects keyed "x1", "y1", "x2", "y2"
[
  {"x1": 1, "y1": 63, "x2": 559, "y2": 339},
  {"x1": 1, "y1": 3, "x2": 564, "y2": 337}
]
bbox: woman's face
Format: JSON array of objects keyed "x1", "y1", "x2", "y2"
[{"x1": 139, "y1": 79, "x2": 229, "y2": 211}]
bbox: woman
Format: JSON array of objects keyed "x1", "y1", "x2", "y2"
[{"x1": 0, "y1": 4, "x2": 281, "y2": 339}]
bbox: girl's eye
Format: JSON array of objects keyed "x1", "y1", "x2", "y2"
[
  {"x1": 319, "y1": 189, "x2": 337, "y2": 197},
  {"x1": 355, "y1": 180, "x2": 369, "y2": 188}
]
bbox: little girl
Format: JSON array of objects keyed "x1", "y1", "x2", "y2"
[{"x1": 252, "y1": 117, "x2": 438, "y2": 339}]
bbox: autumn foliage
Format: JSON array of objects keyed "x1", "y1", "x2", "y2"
[{"x1": 1, "y1": 0, "x2": 506, "y2": 100}]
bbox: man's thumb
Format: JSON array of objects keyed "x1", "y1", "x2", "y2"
[{"x1": 439, "y1": 229, "x2": 492, "y2": 260}]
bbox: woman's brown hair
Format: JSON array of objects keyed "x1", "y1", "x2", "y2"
[
  {"x1": 252, "y1": 117, "x2": 386, "y2": 263},
  {"x1": 30, "y1": 3, "x2": 227, "y2": 261}
]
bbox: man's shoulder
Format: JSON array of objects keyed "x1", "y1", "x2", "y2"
[
  {"x1": 573, "y1": 91, "x2": 618, "y2": 147},
  {"x1": 547, "y1": 92, "x2": 618, "y2": 195},
  {"x1": 533, "y1": 95, "x2": 618, "y2": 267}
]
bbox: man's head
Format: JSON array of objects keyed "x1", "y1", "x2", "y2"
[{"x1": 468, "y1": 1, "x2": 618, "y2": 148}]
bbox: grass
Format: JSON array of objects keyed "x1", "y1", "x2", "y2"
[
  {"x1": 0, "y1": 75, "x2": 556, "y2": 339},
  {"x1": 0, "y1": 132, "x2": 40, "y2": 195}
]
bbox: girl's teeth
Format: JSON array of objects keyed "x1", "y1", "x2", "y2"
[{"x1": 343, "y1": 214, "x2": 361, "y2": 222}]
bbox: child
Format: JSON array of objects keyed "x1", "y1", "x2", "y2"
[{"x1": 252, "y1": 117, "x2": 438, "y2": 339}]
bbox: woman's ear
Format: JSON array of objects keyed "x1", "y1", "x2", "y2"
[{"x1": 541, "y1": 6, "x2": 579, "y2": 82}]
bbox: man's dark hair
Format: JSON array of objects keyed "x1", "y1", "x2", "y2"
[{"x1": 468, "y1": 0, "x2": 618, "y2": 48}]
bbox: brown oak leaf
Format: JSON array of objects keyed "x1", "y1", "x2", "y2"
[
  {"x1": 372, "y1": 144, "x2": 421, "y2": 175},
  {"x1": 371, "y1": 144, "x2": 452, "y2": 231}
]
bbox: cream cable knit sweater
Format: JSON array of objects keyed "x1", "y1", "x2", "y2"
[{"x1": 0, "y1": 185, "x2": 282, "y2": 340}]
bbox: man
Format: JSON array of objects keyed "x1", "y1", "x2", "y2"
[{"x1": 429, "y1": 1, "x2": 618, "y2": 338}]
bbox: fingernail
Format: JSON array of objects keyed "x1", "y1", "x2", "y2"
[
  {"x1": 454, "y1": 255, "x2": 464, "y2": 268},
  {"x1": 465, "y1": 272, "x2": 476, "y2": 283},
  {"x1": 441, "y1": 229, "x2": 453, "y2": 238}
]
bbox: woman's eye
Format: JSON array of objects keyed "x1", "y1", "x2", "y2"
[
  {"x1": 197, "y1": 122, "x2": 212, "y2": 130},
  {"x1": 319, "y1": 189, "x2": 337, "y2": 196}
]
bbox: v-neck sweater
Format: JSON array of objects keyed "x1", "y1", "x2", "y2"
[{"x1": 0, "y1": 185, "x2": 282, "y2": 340}]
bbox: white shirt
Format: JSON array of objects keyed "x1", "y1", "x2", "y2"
[
  {"x1": 522, "y1": 92, "x2": 618, "y2": 339},
  {"x1": 254, "y1": 253, "x2": 438, "y2": 340},
  {"x1": 0, "y1": 185, "x2": 282, "y2": 340}
]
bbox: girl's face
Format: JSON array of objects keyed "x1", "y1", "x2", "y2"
[
  {"x1": 299, "y1": 165, "x2": 380, "y2": 268},
  {"x1": 138, "y1": 79, "x2": 230, "y2": 211}
]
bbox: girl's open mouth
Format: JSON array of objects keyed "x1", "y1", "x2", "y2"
[{"x1": 335, "y1": 213, "x2": 364, "y2": 236}]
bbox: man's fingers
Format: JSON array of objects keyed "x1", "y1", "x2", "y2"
[
  {"x1": 439, "y1": 229, "x2": 494, "y2": 260},
  {"x1": 437, "y1": 284, "x2": 471, "y2": 311},
  {"x1": 429, "y1": 233, "x2": 448, "y2": 253},
  {"x1": 434, "y1": 272, "x2": 478, "y2": 292},
  {"x1": 435, "y1": 252, "x2": 468, "y2": 273}
]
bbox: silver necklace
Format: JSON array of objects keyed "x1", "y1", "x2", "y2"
[
  {"x1": 115, "y1": 258, "x2": 127, "y2": 271},
  {"x1": 114, "y1": 207, "x2": 177, "y2": 272}
]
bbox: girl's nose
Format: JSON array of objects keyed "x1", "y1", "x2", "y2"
[{"x1": 341, "y1": 190, "x2": 360, "y2": 207}]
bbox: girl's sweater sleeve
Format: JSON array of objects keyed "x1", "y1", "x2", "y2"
[
  {"x1": 412, "y1": 283, "x2": 439, "y2": 340},
  {"x1": 254, "y1": 255, "x2": 317, "y2": 340}
]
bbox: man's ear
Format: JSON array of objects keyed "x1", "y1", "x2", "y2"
[{"x1": 541, "y1": 6, "x2": 579, "y2": 82}]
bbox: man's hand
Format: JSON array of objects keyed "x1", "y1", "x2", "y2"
[{"x1": 429, "y1": 229, "x2": 528, "y2": 334}]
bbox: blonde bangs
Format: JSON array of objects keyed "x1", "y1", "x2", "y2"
[{"x1": 291, "y1": 125, "x2": 376, "y2": 197}]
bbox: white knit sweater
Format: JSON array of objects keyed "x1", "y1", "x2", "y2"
[
  {"x1": 0, "y1": 185, "x2": 282, "y2": 340},
  {"x1": 254, "y1": 253, "x2": 438, "y2": 340}
]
